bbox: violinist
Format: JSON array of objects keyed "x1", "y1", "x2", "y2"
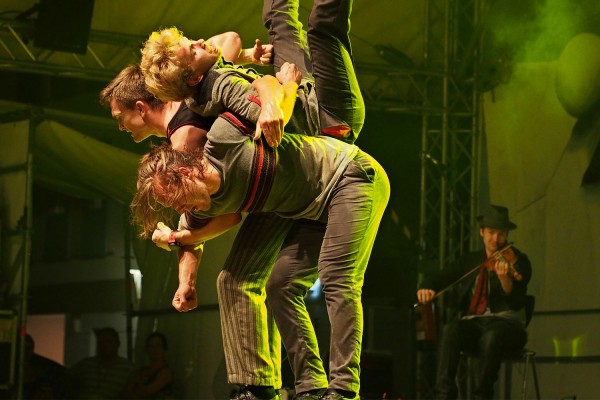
[{"x1": 416, "y1": 204, "x2": 532, "y2": 400}]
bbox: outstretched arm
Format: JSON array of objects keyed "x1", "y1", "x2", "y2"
[
  {"x1": 207, "y1": 32, "x2": 242, "y2": 63},
  {"x1": 237, "y1": 38, "x2": 273, "y2": 66},
  {"x1": 207, "y1": 32, "x2": 273, "y2": 65},
  {"x1": 152, "y1": 213, "x2": 242, "y2": 250},
  {"x1": 168, "y1": 214, "x2": 241, "y2": 312}
]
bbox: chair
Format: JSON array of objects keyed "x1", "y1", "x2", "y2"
[{"x1": 458, "y1": 295, "x2": 541, "y2": 400}]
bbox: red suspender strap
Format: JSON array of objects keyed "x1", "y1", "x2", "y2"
[{"x1": 220, "y1": 112, "x2": 276, "y2": 213}]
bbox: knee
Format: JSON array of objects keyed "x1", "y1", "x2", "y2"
[
  {"x1": 265, "y1": 261, "x2": 295, "y2": 301},
  {"x1": 266, "y1": 267, "x2": 314, "y2": 303},
  {"x1": 265, "y1": 271, "x2": 283, "y2": 300},
  {"x1": 478, "y1": 330, "x2": 504, "y2": 354}
]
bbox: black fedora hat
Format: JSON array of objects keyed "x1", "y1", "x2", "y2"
[{"x1": 476, "y1": 204, "x2": 517, "y2": 230}]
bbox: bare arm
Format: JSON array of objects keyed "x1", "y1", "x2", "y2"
[
  {"x1": 177, "y1": 213, "x2": 242, "y2": 243},
  {"x1": 137, "y1": 367, "x2": 173, "y2": 397},
  {"x1": 207, "y1": 33, "x2": 273, "y2": 65},
  {"x1": 236, "y1": 39, "x2": 273, "y2": 66},
  {"x1": 152, "y1": 214, "x2": 242, "y2": 251},
  {"x1": 123, "y1": 367, "x2": 173, "y2": 399},
  {"x1": 172, "y1": 246, "x2": 201, "y2": 312},
  {"x1": 153, "y1": 124, "x2": 238, "y2": 250},
  {"x1": 252, "y1": 71, "x2": 299, "y2": 147},
  {"x1": 206, "y1": 32, "x2": 243, "y2": 63}
]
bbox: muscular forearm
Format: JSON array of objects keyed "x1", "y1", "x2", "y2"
[
  {"x1": 172, "y1": 246, "x2": 201, "y2": 311},
  {"x1": 280, "y1": 81, "x2": 299, "y2": 122},
  {"x1": 178, "y1": 247, "x2": 201, "y2": 287},
  {"x1": 236, "y1": 47, "x2": 259, "y2": 64},
  {"x1": 253, "y1": 75, "x2": 298, "y2": 125}
]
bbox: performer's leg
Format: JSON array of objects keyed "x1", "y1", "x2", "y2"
[
  {"x1": 308, "y1": 0, "x2": 365, "y2": 143},
  {"x1": 262, "y1": 0, "x2": 312, "y2": 76},
  {"x1": 475, "y1": 318, "x2": 527, "y2": 400},
  {"x1": 263, "y1": 0, "x2": 322, "y2": 139},
  {"x1": 217, "y1": 213, "x2": 293, "y2": 390},
  {"x1": 318, "y1": 152, "x2": 389, "y2": 395},
  {"x1": 435, "y1": 319, "x2": 481, "y2": 400},
  {"x1": 266, "y1": 219, "x2": 328, "y2": 395}
]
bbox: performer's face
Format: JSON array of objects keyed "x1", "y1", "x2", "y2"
[
  {"x1": 110, "y1": 98, "x2": 153, "y2": 142},
  {"x1": 154, "y1": 167, "x2": 212, "y2": 214},
  {"x1": 176, "y1": 37, "x2": 221, "y2": 86},
  {"x1": 480, "y1": 227, "x2": 508, "y2": 255}
]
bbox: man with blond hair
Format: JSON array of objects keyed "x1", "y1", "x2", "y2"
[{"x1": 139, "y1": 13, "x2": 362, "y2": 147}]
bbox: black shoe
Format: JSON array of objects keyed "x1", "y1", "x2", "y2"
[
  {"x1": 320, "y1": 389, "x2": 358, "y2": 400},
  {"x1": 231, "y1": 388, "x2": 281, "y2": 400},
  {"x1": 294, "y1": 388, "x2": 326, "y2": 400}
]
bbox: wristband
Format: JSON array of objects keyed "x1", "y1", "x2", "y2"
[{"x1": 168, "y1": 230, "x2": 183, "y2": 249}]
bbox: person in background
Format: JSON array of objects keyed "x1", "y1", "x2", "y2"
[
  {"x1": 416, "y1": 205, "x2": 532, "y2": 400},
  {"x1": 19, "y1": 334, "x2": 67, "y2": 399},
  {"x1": 68, "y1": 327, "x2": 135, "y2": 399},
  {"x1": 123, "y1": 332, "x2": 173, "y2": 399}
]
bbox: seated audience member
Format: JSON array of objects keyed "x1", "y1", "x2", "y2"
[
  {"x1": 68, "y1": 327, "x2": 135, "y2": 399},
  {"x1": 123, "y1": 332, "x2": 173, "y2": 399}
]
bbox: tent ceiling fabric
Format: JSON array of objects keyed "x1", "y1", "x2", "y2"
[
  {"x1": 0, "y1": 0, "x2": 424, "y2": 78},
  {"x1": 34, "y1": 120, "x2": 140, "y2": 203},
  {"x1": 96, "y1": 0, "x2": 424, "y2": 67}
]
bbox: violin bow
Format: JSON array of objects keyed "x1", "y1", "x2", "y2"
[{"x1": 414, "y1": 243, "x2": 515, "y2": 309}]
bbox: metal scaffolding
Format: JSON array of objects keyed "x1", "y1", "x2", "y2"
[
  {"x1": 414, "y1": 1, "x2": 483, "y2": 398},
  {"x1": 419, "y1": 0, "x2": 482, "y2": 273},
  {"x1": 0, "y1": 17, "x2": 142, "y2": 82}
]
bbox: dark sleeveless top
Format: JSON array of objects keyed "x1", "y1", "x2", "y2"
[{"x1": 166, "y1": 102, "x2": 216, "y2": 142}]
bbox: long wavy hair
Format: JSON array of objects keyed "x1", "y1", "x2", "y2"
[
  {"x1": 131, "y1": 143, "x2": 205, "y2": 237},
  {"x1": 140, "y1": 27, "x2": 195, "y2": 102}
]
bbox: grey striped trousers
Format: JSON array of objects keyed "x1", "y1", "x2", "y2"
[{"x1": 217, "y1": 213, "x2": 294, "y2": 387}]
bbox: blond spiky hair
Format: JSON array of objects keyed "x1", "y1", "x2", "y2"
[{"x1": 140, "y1": 27, "x2": 196, "y2": 102}]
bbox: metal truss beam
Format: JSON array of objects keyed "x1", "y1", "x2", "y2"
[
  {"x1": 0, "y1": 17, "x2": 142, "y2": 81},
  {"x1": 415, "y1": 2, "x2": 483, "y2": 399},
  {"x1": 419, "y1": 0, "x2": 482, "y2": 270},
  {"x1": 0, "y1": 17, "x2": 447, "y2": 113}
]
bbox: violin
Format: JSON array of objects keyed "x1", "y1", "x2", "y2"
[
  {"x1": 414, "y1": 243, "x2": 522, "y2": 309},
  {"x1": 484, "y1": 244, "x2": 522, "y2": 281}
]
